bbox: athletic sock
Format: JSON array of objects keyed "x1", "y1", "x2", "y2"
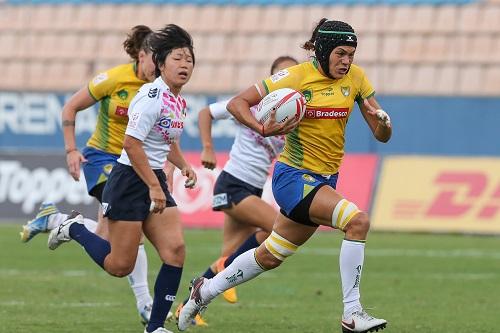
[
  {"x1": 202, "y1": 267, "x2": 216, "y2": 279},
  {"x1": 128, "y1": 244, "x2": 153, "y2": 309},
  {"x1": 340, "y1": 239, "x2": 365, "y2": 317},
  {"x1": 69, "y1": 223, "x2": 110, "y2": 269},
  {"x1": 202, "y1": 249, "x2": 265, "y2": 302},
  {"x1": 146, "y1": 264, "x2": 183, "y2": 332},
  {"x1": 47, "y1": 213, "x2": 68, "y2": 230},
  {"x1": 83, "y1": 218, "x2": 97, "y2": 233},
  {"x1": 47, "y1": 213, "x2": 97, "y2": 233}
]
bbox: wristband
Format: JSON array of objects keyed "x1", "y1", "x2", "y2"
[{"x1": 65, "y1": 148, "x2": 78, "y2": 154}]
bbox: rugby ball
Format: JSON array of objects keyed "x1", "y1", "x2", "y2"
[{"x1": 255, "y1": 88, "x2": 306, "y2": 124}]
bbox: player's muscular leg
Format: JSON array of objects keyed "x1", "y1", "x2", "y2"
[
  {"x1": 254, "y1": 229, "x2": 269, "y2": 243},
  {"x1": 104, "y1": 221, "x2": 142, "y2": 277},
  {"x1": 308, "y1": 186, "x2": 370, "y2": 240},
  {"x1": 144, "y1": 208, "x2": 185, "y2": 267},
  {"x1": 225, "y1": 195, "x2": 276, "y2": 233},
  {"x1": 343, "y1": 212, "x2": 370, "y2": 240},
  {"x1": 216, "y1": 196, "x2": 277, "y2": 269},
  {"x1": 209, "y1": 215, "x2": 256, "y2": 272},
  {"x1": 96, "y1": 210, "x2": 146, "y2": 252},
  {"x1": 255, "y1": 214, "x2": 317, "y2": 269},
  {"x1": 220, "y1": 215, "x2": 256, "y2": 257},
  {"x1": 94, "y1": 206, "x2": 110, "y2": 240}
]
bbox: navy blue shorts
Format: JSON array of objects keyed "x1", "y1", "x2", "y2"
[
  {"x1": 102, "y1": 163, "x2": 176, "y2": 221},
  {"x1": 272, "y1": 162, "x2": 338, "y2": 226},
  {"x1": 212, "y1": 171, "x2": 263, "y2": 211}
]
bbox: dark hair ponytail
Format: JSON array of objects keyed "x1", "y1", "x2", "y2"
[
  {"x1": 301, "y1": 18, "x2": 328, "y2": 51},
  {"x1": 123, "y1": 25, "x2": 153, "y2": 61}
]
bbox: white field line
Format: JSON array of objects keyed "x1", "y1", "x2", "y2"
[
  {"x1": 0, "y1": 269, "x2": 92, "y2": 276},
  {"x1": 299, "y1": 247, "x2": 500, "y2": 259},
  {"x1": 187, "y1": 245, "x2": 500, "y2": 259},
  {"x1": 253, "y1": 271, "x2": 497, "y2": 280},
  {"x1": 0, "y1": 301, "x2": 120, "y2": 307}
]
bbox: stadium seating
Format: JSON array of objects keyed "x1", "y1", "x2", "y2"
[{"x1": 1, "y1": 2, "x2": 500, "y2": 95}]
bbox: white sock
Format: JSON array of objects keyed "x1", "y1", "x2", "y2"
[
  {"x1": 127, "y1": 244, "x2": 153, "y2": 308},
  {"x1": 340, "y1": 239, "x2": 365, "y2": 317},
  {"x1": 47, "y1": 213, "x2": 68, "y2": 230},
  {"x1": 201, "y1": 249, "x2": 265, "y2": 302},
  {"x1": 83, "y1": 218, "x2": 97, "y2": 233},
  {"x1": 47, "y1": 213, "x2": 97, "y2": 233}
]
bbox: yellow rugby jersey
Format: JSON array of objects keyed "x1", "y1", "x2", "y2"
[
  {"x1": 262, "y1": 60, "x2": 375, "y2": 175},
  {"x1": 87, "y1": 63, "x2": 146, "y2": 155}
]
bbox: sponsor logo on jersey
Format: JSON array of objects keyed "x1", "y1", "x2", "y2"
[
  {"x1": 92, "y1": 72, "x2": 108, "y2": 86},
  {"x1": 321, "y1": 87, "x2": 334, "y2": 96},
  {"x1": 270, "y1": 69, "x2": 290, "y2": 83},
  {"x1": 302, "y1": 89, "x2": 313, "y2": 102},
  {"x1": 158, "y1": 117, "x2": 184, "y2": 129},
  {"x1": 116, "y1": 89, "x2": 128, "y2": 101},
  {"x1": 115, "y1": 106, "x2": 128, "y2": 116},
  {"x1": 304, "y1": 107, "x2": 349, "y2": 119},
  {"x1": 164, "y1": 294, "x2": 176, "y2": 302},
  {"x1": 212, "y1": 193, "x2": 228, "y2": 208},
  {"x1": 128, "y1": 112, "x2": 141, "y2": 129},
  {"x1": 341, "y1": 86, "x2": 351, "y2": 97},
  {"x1": 148, "y1": 88, "x2": 159, "y2": 98}
]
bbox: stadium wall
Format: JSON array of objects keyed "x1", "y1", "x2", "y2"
[{"x1": 4, "y1": 0, "x2": 478, "y2": 5}]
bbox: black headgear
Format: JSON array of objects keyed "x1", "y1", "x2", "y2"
[{"x1": 314, "y1": 20, "x2": 357, "y2": 79}]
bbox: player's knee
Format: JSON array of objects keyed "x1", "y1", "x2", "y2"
[
  {"x1": 107, "y1": 259, "x2": 135, "y2": 277},
  {"x1": 256, "y1": 246, "x2": 282, "y2": 269},
  {"x1": 344, "y1": 212, "x2": 370, "y2": 239},
  {"x1": 159, "y1": 242, "x2": 186, "y2": 267},
  {"x1": 259, "y1": 231, "x2": 298, "y2": 269}
]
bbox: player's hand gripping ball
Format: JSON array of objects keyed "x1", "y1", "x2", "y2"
[{"x1": 255, "y1": 88, "x2": 306, "y2": 125}]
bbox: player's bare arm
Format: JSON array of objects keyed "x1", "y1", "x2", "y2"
[
  {"x1": 168, "y1": 141, "x2": 197, "y2": 188},
  {"x1": 198, "y1": 106, "x2": 217, "y2": 169},
  {"x1": 61, "y1": 87, "x2": 96, "y2": 180},
  {"x1": 360, "y1": 97, "x2": 392, "y2": 143}
]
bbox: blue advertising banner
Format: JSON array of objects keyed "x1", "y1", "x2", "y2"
[
  {"x1": 1, "y1": 92, "x2": 500, "y2": 156},
  {"x1": 0, "y1": 92, "x2": 237, "y2": 152}
]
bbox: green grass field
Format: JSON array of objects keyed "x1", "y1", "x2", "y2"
[{"x1": 1, "y1": 224, "x2": 499, "y2": 333}]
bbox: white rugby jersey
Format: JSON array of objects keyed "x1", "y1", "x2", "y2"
[
  {"x1": 118, "y1": 76, "x2": 187, "y2": 169},
  {"x1": 210, "y1": 100, "x2": 285, "y2": 189}
]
